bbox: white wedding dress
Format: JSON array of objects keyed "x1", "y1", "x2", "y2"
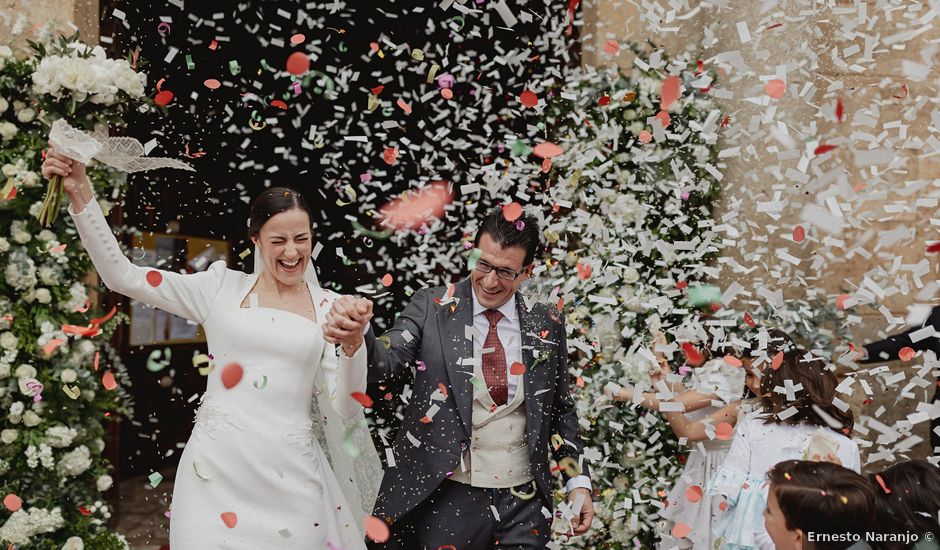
[{"x1": 70, "y1": 199, "x2": 381, "y2": 549}]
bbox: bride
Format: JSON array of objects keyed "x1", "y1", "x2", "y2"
[{"x1": 41, "y1": 148, "x2": 382, "y2": 549}]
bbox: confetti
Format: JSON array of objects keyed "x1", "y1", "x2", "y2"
[
  {"x1": 660, "y1": 75, "x2": 681, "y2": 110},
  {"x1": 351, "y1": 392, "x2": 373, "y2": 408},
  {"x1": 146, "y1": 270, "x2": 163, "y2": 287},
  {"x1": 285, "y1": 52, "x2": 310, "y2": 75},
  {"x1": 221, "y1": 511, "x2": 238, "y2": 528},
  {"x1": 3, "y1": 494, "x2": 22, "y2": 512},
  {"x1": 148, "y1": 472, "x2": 163, "y2": 488},
  {"x1": 221, "y1": 363, "x2": 244, "y2": 389},
  {"x1": 364, "y1": 515, "x2": 389, "y2": 543},
  {"x1": 102, "y1": 371, "x2": 117, "y2": 391},
  {"x1": 519, "y1": 90, "x2": 538, "y2": 108},
  {"x1": 764, "y1": 79, "x2": 785, "y2": 99}
]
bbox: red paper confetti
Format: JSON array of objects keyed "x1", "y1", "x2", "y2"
[
  {"x1": 793, "y1": 225, "x2": 806, "y2": 243},
  {"x1": 771, "y1": 351, "x2": 784, "y2": 370},
  {"x1": 290, "y1": 33, "x2": 305, "y2": 45},
  {"x1": 221, "y1": 363, "x2": 244, "y2": 389},
  {"x1": 510, "y1": 362, "x2": 526, "y2": 375},
  {"x1": 154, "y1": 90, "x2": 174, "y2": 106},
  {"x1": 382, "y1": 147, "x2": 399, "y2": 165},
  {"x1": 146, "y1": 270, "x2": 163, "y2": 287},
  {"x1": 814, "y1": 144, "x2": 837, "y2": 155},
  {"x1": 927, "y1": 242, "x2": 940, "y2": 253},
  {"x1": 351, "y1": 392, "x2": 373, "y2": 408},
  {"x1": 378, "y1": 181, "x2": 453, "y2": 230},
  {"x1": 286, "y1": 52, "x2": 310, "y2": 75},
  {"x1": 874, "y1": 474, "x2": 891, "y2": 494},
  {"x1": 441, "y1": 88, "x2": 454, "y2": 100},
  {"x1": 672, "y1": 523, "x2": 692, "y2": 539},
  {"x1": 270, "y1": 100, "x2": 288, "y2": 110},
  {"x1": 221, "y1": 512, "x2": 237, "y2": 528},
  {"x1": 639, "y1": 130, "x2": 652, "y2": 144},
  {"x1": 836, "y1": 97, "x2": 844, "y2": 122},
  {"x1": 685, "y1": 485, "x2": 703, "y2": 504},
  {"x1": 655, "y1": 110, "x2": 671, "y2": 128},
  {"x1": 743, "y1": 311, "x2": 756, "y2": 328},
  {"x1": 203, "y1": 79, "x2": 221, "y2": 90},
  {"x1": 43, "y1": 338, "x2": 66, "y2": 356},
  {"x1": 898, "y1": 347, "x2": 916, "y2": 361},
  {"x1": 603, "y1": 40, "x2": 619, "y2": 55},
  {"x1": 519, "y1": 90, "x2": 538, "y2": 108},
  {"x1": 723, "y1": 355, "x2": 743, "y2": 367},
  {"x1": 381, "y1": 273, "x2": 394, "y2": 287},
  {"x1": 681, "y1": 342, "x2": 704, "y2": 365}
]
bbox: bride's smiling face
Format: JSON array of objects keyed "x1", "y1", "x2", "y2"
[{"x1": 251, "y1": 208, "x2": 313, "y2": 287}]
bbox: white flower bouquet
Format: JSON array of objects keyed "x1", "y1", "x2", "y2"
[{"x1": 28, "y1": 36, "x2": 148, "y2": 226}]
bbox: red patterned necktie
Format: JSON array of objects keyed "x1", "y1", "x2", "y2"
[{"x1": 482, "y1": 309, "x2": 509, "y2": 406}]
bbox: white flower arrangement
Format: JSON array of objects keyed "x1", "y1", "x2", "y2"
[
  {"x1": 0, "y1": 506, "x2": 65, "y2": 545},
  {"x1": 57, "y1": 445, "x2": 92, "y2": 477},
  {"x1": 45, "y1": 425, "x2": 78, "y2": 448},
  {"x1": 31, "y1": 43, "x2": 145, "y2": 106}
]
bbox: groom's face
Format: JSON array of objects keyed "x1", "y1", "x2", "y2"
[{"x1": 470, "y1": 233, "x2": 532, "y2": 309}]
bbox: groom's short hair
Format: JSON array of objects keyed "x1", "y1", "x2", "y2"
[{"x1": 474, "y1": 207, "x2": 541, "y2": 267}]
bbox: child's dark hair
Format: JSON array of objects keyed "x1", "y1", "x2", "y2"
[
  {"x1": 768, "y1": 460, "x2": 875, "y2": 548},
  {"x1": 759, "y1": 348, "x2": 854, "y2": 433},
  {"x1": 868, "y1": 460, "x2": 940, "y2": 548}
]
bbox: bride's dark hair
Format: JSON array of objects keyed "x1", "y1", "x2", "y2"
[{"x1": 247, "y1": 187, "x2": 312, "y2": 238}]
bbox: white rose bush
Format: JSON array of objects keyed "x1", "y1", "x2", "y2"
[{"x1": 0, "y1": 31, "x2": 134, "y2": 550}]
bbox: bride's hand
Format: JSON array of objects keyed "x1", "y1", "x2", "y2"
[
  {"x1": 41, "y1": 146, "x2": 89, "y2": 196},
  {"x1": 324, "y1": 295, "x2": 373, "y2": 353}
]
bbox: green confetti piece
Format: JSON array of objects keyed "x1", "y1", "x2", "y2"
[
  {"x1": 467, "y1": 248, "x2": 483, "y2": 270},
  {"x1": 185, "y1": 54, "x2": 195, "y2": 70},
  {"x1": 146, "y1": 348, "x2": 171, "y2": 372},
  {"x1": 253, "y1": 375, "x2": 267, "y2": 390},
  {"x1": 148, "y1": 472, "x2": 163, "y2": 488},
  {"x1": 229, "y1": 60, "x2": 240, "y2": 76},
  {"x1": 351, "y1": 220, "x2": 393, "y2": 239},
  {"x1": 686, "y1": 284, "x2": 722, "y2": 307},
  {"x1": 510, "y1": 139, "x2": 532, "y2": 157},
  {"x1": 260, "y1": 58, "x2": 271, "y2": 71}
]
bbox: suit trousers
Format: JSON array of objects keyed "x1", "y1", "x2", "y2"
[{"x1": 371, "y1": 479, "x2": 552, "y2": 549}]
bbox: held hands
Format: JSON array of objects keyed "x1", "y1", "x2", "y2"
[{"x1": 323, "y1": 295, "x2": 373, "y2": 356}]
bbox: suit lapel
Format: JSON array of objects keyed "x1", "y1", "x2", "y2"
[{"x1": 437, "y1": 278, "x2": 475, "y2": 439}]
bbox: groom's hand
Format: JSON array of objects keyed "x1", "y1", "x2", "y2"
[
  {"x1": 567, "y1": 488, "x2": 594, "y2": 536},
  {"x1": 324, "y1": 295, "x2": 373, "y2": 355}
]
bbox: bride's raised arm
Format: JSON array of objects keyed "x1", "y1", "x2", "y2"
[
  {"x1": 318, "y1": 294, "x2": 368, "y2": 420},
  {"x1": 43, "y1": 147, "x2": 225, "y2": 326}
]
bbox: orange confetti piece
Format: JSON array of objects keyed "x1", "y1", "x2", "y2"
[
  {"x1": 576, "y1": 262, "x2": 592, "y2": 280},
  {"x1": 102, "y1": 371, "x2": 117, "y2": 391},
  {"x1": 270, "y1": 100, "x2": 288, "y2": 110},
  {"x1": 364, "y1": 515, "x2": 390, "y2": 542},
  {"x1": 94, "y1": 351, "x2": 100, "y2": 371},
  {"x1": 221, "y1": 363, "x2": 244, "y2": 389},
  {"x1": 716, "y1": 422, "x2": 734, "y2": 440},
  {"x1": 285, "y1": 52, "x2": 310, "y2": 75},
  {"x1": 510, "y1": 362, "x2": 526, "y2": 375},
  {"x1": 874, "y1": 474, "x2": 891, "y2": 494},
  {"x1": 146, "y1": 271, "x2": 163, "y2": 287},
  {"x1": 603, "y1": 40, "x2": 619, "y2": 55},
  {"x1": 899, "y1": 347, "x2": 916, "y2": 361},
  {"x1": 89, "y1": 305, "x2": 118, "y2": 326},
  {"x1": 765, "y1": 79, "x2": 785, "y2": 99},
  {"x1": 771, "y1": 351, "x2": 784, "y2": 370},
  {"x1": 49, "y1": 243, "x2": 67, "y2": 254},
  {"x1": 519, "y1": 89, "x2": 538, "y2": 108},
  {"x1": 381, "y1": 274, "x2": 394, "y2": 287},
  {"x1": 681, "y1": 342, "x2": 704, "y2": 365},
  {"x1": 655, "y1": 110, "x2": 671, "y2": 128},
  {"x1": 438, "y1": 383, "x2": 448, "y2": 398},
  {"x1": 441, "y1": 88, "x2": 453, "y2": 100},
  {"x1": 290, "y1": 33, "x2": 305, "y2": 45},
  {"x1": 396, "y1": 98, "x2": 412, "y2": 114},
  {"x1": 835, "y1": 294, "x2": 851, "y2": 311},
  {"x1": 685, "y1": 485, "x2": 703, "y2": 503},
  {"x1": 221, "y1": 511, "x2": 237, "y2": 528},
  {"x1": 532, "y1": 142, "x2": 563, "y2": 159},
  {"x1": 382, "y1": 147, "x2": 399, "y2": 165},
  {"x1": 351, "y1": 391, "x2": 374, "y2": 408},
  {"x1": 43, "y1": 338, "x2": 65, "y2": 356},
  {"x1": 672, "y1": 523, "x2": 692, "y2": 539},
  {"x1": 204, "y1": 79, "x2": 221, "y2": 90},
  {"x1": 502, "y1": 202, "x2": 523, "y2": 222},
  {"x1": 660, "y1": 75, "x2": 681, "y2": 110},
  {"x1": 743, "y1": 311, "x2": 756, "y2": 328},
  {"x1": 3, "y1": 494, "x2": 22, "y2": 512},
  {"x1": 639, "y1": 130, "x2": 652, "y2": 144},
  {"x1": 723, "y1": 355, "x2": 743, "y2": 367},
  {"x1": 74, "y1": 299, "x2": 91, "y2": 313}
]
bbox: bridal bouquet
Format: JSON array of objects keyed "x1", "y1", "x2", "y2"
[{"x1": 29, "y1": 36, "x2": 158, "y2": 226}]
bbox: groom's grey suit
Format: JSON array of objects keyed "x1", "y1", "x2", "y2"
[{"x1": 365, "y1": 278, "x2": 589, "y2": 547}]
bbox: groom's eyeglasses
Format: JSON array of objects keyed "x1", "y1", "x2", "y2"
[{"x1": 475, "y1": 259, "x2": 524, "y2": 281}]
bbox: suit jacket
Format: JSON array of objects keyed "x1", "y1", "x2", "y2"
[
  {"x1": 861, "y1": 305, "x2": 940, "y2": 363},
  {"x1": 365, "y1": 278, "x2": 589, "y2": 524}
]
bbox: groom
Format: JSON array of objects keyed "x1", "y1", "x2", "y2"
[{"x1": 325, "y1": 208, "x2": 594, "y2": 548}]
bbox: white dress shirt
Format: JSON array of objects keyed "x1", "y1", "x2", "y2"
[{"x1": 470, "y1": 288, "x2": 591, "y2": 493}]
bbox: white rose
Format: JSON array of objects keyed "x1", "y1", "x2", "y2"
[
  {"x1": 14, "y1": 364, "x2": 36, "y2": 379},
  {"x1": 0, "y1": 97, "x2": 7, "y2": 114},
  {"x1": 0, "y1": 332, "x2": 17, "y2": 350},
  {"x1": 62, "y1": 536, "x2": 84, "y2": 550},
  {"x1": 35, "y1": 288, "x2": 52, "y2": 304},
  {"x1": 96, "y1": 474, "x2": 113, "y2": 491},
  {"x1": 0, "y1": 362, "x2": 10, "y2": 378},
  {"x1": 0, "y1": 46, "x2": 11, "y2": 58},
  {"x1": 58, "y1": 445, "x2": 92, "y2": 477},
  {"x1": 23, "y1": 410, "x2": 40, "y2": 427},
  {"x1": 28, "y1": 201, "x2": 43, "y2": 219},
  {"x1": 16, "y1": 108, "x2": 35, "y2": 123},
  {"x1": 0, "y1": 429, "x2": 17, "y2": 444},
  {"x1": 0, "y1": 237, "x2": 9, "y2": 253},
  {"x1": 37, "y1": 230, "x2": 56, "y2": 242},
  {"x1": 45, "y1": 425, "x2": 77, "y2": 448},
  {"x1": 0, "y1": 121, "x2": 17, "y2": 141},
  {"x1": 60, "y1": 368, "x2": 77, "y2": 383},
  {"x1": 623, "y1": 267, "x2": 641, "y2": 284}
]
